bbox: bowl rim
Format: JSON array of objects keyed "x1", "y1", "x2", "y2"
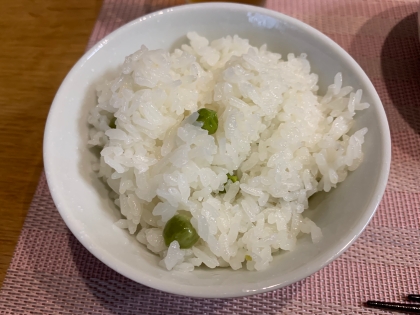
[{"x1": 43, "y1": 2, "x2": 391, "y2": 298}]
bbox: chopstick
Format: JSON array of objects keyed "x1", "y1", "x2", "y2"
[
  {"x1": 366, "y1": 295, "x2": 420, "y2": 313},
  {"x1": 409, "y1": 295, "x2": 420, "y2": 302},
  {"x1": 366, "y1": 301, "x2": 420, "y2": 313}
]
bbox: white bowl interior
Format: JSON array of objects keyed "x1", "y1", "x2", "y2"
[{"x1": 44, "y1": 3, "x2": 390, "y2": 298}]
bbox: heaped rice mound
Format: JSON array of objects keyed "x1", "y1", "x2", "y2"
[{"x1": 88, "y1": 32, "x2": 369, "y2": 271}]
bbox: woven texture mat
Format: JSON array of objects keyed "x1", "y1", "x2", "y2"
[{"x1": 1, "y1": 0, "x2": 420, "y2": 314}]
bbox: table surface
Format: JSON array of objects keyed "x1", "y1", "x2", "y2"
[{"x1": 0, "y1": 0, "x2": 103, "y2": 286}]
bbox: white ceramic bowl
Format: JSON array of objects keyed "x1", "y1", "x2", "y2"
[{"x1": 44, "y1": 3, "x2": 391, "y2": 298}]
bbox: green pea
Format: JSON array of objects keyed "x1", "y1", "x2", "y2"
[
  {"x1": 163, "y1": 214, "x2": 199, "y2": 249},
  {"x1": 109, "y1": 117, "x2": 117, "y2": 129},
  {"x1": 220, "y1": 172, "x2": 239, "y2": 193},
  {"x1": 196, "y1": 108, "x2": 218, "y2": 135},
  {"x1": 227, "y1": 173, "x2": 238, "y2": 183}
]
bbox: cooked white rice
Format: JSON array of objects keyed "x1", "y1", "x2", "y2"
[{"x1": 88, "y1": 32, "x2": 369, "y2": 271}]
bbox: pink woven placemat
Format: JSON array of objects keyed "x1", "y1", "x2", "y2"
[{"x1": 1, "y1": 0, "x2": 419, "y2": 313}]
